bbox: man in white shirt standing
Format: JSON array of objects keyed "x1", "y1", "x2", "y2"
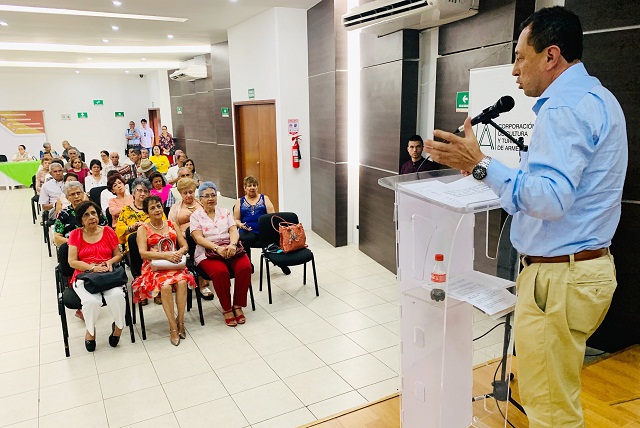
[
  {"x1": 39, "y1": 163, "x2": 65, "y2": 212},
  {"x1": 139, "y1": 119, "x2": 154, "y2": 150}
]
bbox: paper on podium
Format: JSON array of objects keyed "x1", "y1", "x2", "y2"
[
  {"x1": 446, "y1": 271, "x2": 516, "y2": 319},
  {"x1": 400, "y1": 175, "x2": 499, "y2": 209}
]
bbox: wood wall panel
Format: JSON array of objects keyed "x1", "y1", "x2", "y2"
[
  {"x1": 310, "y1": 158, "x2": 347, "y2": 246},
  {"x1": 170, "y1": 94, "x2": 185, "y2": 139},
  {"x1": 181, "y1": 94, "x2": 197, "y2": 141},
  {"x1": 309, "y1": 71, "x2": 336, "y2": 161},
  {"x1": 211, "y1": 42, "x2": 230, "y2": 90},
  {"x1": 215, "y1": 144, "x2": 238, "y2": 198},
  {"x1": 360, "y1": 30, "x2": 419, "y2": 69},
  {"x1": 360, "y1": 60, "x2": 403, "y2": 172},
  {"x1": 195, "y1": 91, "x2": 216, "y2": 143},
  {"x1": 180, "y1": 80, "x2": 195, "y2": 96},
  {"x1": 566, "y1": 0, "x2": 640, "y2": 32},
  {"x1": 582, "y1": 29, "x2": 640, "y2": 201},
  {"x1": 359, "y1": 166, "x2": 396, "y2": 273},
  {"x1": 184, "y1": 140, "x2": 217, "y2": 184},
  {"x1": 213, "y1": 89, "x2": 233, "y2": 146},
  {"x1": 308, "y1": 0, "x2": 335, "y2": 76},
  {"x1": 335, "y1": 71, "x2": 348, "y2": 162},
  {"x1": 434, "y1": 43, "x2": 512, "y2": 136}
]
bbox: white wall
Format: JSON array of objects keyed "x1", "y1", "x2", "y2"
[
  {"x1": 0, "y1": 69, "x2": 170, "y2": 161},
  {"x1": 228, "y1": 8, "x2": 312, "y2": 226}
]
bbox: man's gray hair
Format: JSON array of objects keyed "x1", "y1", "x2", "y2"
[{"x1": 132, "y1": 176, "x2": 152, "y2": 190}]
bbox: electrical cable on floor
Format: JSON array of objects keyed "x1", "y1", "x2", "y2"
[
  {"x1": 492, "y1": 353, "x2": 516, "y2": 428},
  {"x1": 473, "y1": 322, "x2": 506, "y2": 341}
]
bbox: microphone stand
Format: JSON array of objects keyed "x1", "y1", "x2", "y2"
[{"x1": 485, "y1": 119, "x2": 528, "y2": 152}]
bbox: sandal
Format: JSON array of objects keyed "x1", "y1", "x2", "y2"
[
  {"x1": 154, "y1": 296, "x2": 162, "y2": 305},
  {"x1": 233, "y1": 306, "x2": 246, "y2": 324},
  {"x1": 223, "y1": 310, "x2": 237, "y2": 327},
  {"x1": 200, "y1": 286, "x2": 215, "y2": 301}
]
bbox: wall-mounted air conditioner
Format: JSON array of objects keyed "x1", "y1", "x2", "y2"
[
  {"x1": 343, "y1": 0, "x2": 480, "y2": 36},
  {"x1": 169, "y1": 65, "x2": 207, "y2": 81}
]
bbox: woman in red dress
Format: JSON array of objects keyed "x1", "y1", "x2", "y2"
[{"x1": 132, "y1": 195, "x2": 195, "y2": 346}]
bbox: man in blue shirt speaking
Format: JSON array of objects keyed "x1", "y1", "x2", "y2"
[{"x1": 425, "y1": 7, "x2": 627, "y2": 427}]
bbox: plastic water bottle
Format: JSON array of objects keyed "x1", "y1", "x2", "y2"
[{"x1": 430, "y1": 253, "x2": 446, "y2": 302}]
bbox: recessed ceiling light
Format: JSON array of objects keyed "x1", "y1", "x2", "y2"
[
  {"x1": 87, "y1": 57, "x2": 92, "y2": 60},
  {"x1": 75, "y1": 70, "x2": 80, "y2": 73},
  {"x1": 103, "y1": 39, "x2": 109, "y2": 43},
  {"x1": 111, "y1": 25, "x2": 119, "y2": 31},
  {"x1": 112, "y1": 1, "x2": 122, "y2": 6},
  {"x1": 0, "y1": 21, "x2": 7, "y2": 26},
  {"x1": 125, "y1": 70, "x2": 130, "y2": 73},
  {"x1": 167, "y1": 34, "x2": 174, "y2": 39},
  {"x1": 0, "y1": 60, "x2": 183, "y2": 69},
  {"x1": 0, "y1": 42, "x2": 209, "y2": 54},
  {"x1": 141, "y1": 57, "x2": 146, "y2": 61},
  {"x1": 0, "y1": 5, "x2": 187, "y2": 22}
]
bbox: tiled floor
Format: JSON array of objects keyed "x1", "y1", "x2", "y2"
[{"x1": 0, "y1": 188, "x2": 503, "y2": 428}]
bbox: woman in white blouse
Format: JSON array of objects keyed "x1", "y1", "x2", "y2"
[
  {"x1": 84, "y1": 159, "x2": 107, "y2": 193},
  {"x1": 12, "y1": 145, "x2": 31, "y2": 161}
]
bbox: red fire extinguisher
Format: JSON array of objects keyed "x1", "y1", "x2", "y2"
[{"x1": 292, "y1": 134, "x2": 301, "y2": 168}]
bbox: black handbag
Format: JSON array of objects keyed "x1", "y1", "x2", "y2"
[
  {"x1": 62, "y1": 287, "x2": 82, "y2": 309},
  {"x1": 77, "y1": 265, "x2": 128, "y2": 294}
]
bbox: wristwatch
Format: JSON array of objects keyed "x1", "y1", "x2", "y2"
[{"x1": 472, "y1": 156, "x2": 492, "y2": 180}]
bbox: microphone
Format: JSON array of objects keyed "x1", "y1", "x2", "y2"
[{"x1": 457, "y1": 95, "x2": 515, "y2": 132}]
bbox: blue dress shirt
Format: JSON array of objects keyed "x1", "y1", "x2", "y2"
[
  {"x1": 484, "y1": 63, "x2": 628, "y2": 256},
  {"x1": 126, "y1": 128, "x2": 141, "y2": 146}
]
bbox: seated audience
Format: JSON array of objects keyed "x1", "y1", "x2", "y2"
[
  {"x1": 127, "y1": 148, "x2": 142, "y2": 176},
  {"x1": 149, "y1": 145, "x2": 170, "y2": 174},
  {"x1": 149, "y1": 172, "x2": 172, "y2": 204},
  {"x1": 106, "y1": 152, "x2": 136, "y2": 182},
  {"x1": 55, "y1": 173, "x2": 88, "y2": 216},
  {"x1": 40, "y1": 142, "x2": 59, "y2": 159},
  {"x1": 191, "y1": 182, "x2": 252, "y2": 327},
  {"x1": 12, "y1": 145, "x2": 30, "y2": 161},
  {"x1": 133, "y1": 195, "x2": 195, "y2": 345},
  {"x1": 114, "y1": 177, "x2": 156, "y2": 252},
  {"x1": 54, "y1": 181, "x2": 107, "y2": 246},
  {"x1": 107, "y1": 173, "x2": 133, "y2": 227},
  {"x1": 85, "y1": 159, "x2": 107, "y2": 193},
  {"x1": 184, "y1": 158, "x2": 203, "y2": 186},
  {"x1": 35, "y1": 157, "x2": 52, "y2": 193},
  {"x1": 39, "y1": 162, "x2": 65, "y2": 212},
  {"x1": 166, "y1": 150, "x2": 186, "y2": 184},
  {"x1": 61, "y1": 140, "x2": 75, "y2": 161},
  {"x1": 100, "y1": 150, "x2": 111, "y2": 170},
  {"x1": 63, "y1": 148, "x2": 87, "y2": 171},
  {"x1": 159, "y1": 125, "x2": 175, "y2": 160},
  {"x1": 100, "y1": 171, "x2": 129, "y2": 214},
  {"x1": 233, "y1": 175, "x2": 289, "y2": 275},
  {"x1": 140, "y1": 147, "x2": 150, "y2": 160},
  {"x1": 68, "y1": 201, "x2": 125, "y2": 352},
  {"x1": 138, "y1": 159, "x2": 156, "y2": 179},
  {"x1": 68, "y1": 157, "x2": 89, "y2": 186}
]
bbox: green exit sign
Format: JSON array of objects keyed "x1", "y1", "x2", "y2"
[
  {"x1": 77, "y1": 112, "x2": 88, "y2": 119},
  {"x1": 456, "y1": 91, "x2": 469, "y2": 112},
  {"x1": 177, "y1": 106, "x2": 183, "y2": 115},
  {"x1": 221, "y1": 107, "x2": 229, "y2": 117},
  {"x1": 248, "y1": 88, "x2": 255, "y2": 99},
  {"x1": 115, "y1": 111, "x2": 125, "y2": 117},
  {"x1": 93, "y1": 99, "x2": 104, "y2": 106}
]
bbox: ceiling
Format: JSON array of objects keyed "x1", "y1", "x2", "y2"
[{"x1": 0, "y1": 0, "x2": 322, "y2": 72}]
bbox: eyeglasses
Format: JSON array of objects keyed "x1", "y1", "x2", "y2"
[
  {"x1": 134, "y1": 188, "x2": 150, "y2": 194},
  {"x1": 200, "y1": 193, "x2": 217, "y2": 199}
]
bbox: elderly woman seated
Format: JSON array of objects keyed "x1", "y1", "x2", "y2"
[
  {"x1": 132, "y1": 195, "x2": 195, "y2": 346},
  {"x1": 107, "y1": 173, "x2": 133, "y2": 227},
  {"x1": 55, "y1": 173, "x2": 88, "y2": 216},
  {"x1": 68, "y1": 201, "x2": 126, "y2": 352},
  {"x1": 168, "y1": 177, "x2": 213, "y2": 299},
  {"x1": 54, "y1": 181, "x2": 107, "y2": 246},
  {"x1": 191, "y1": 182, "x2": 252, "y2": 327}
]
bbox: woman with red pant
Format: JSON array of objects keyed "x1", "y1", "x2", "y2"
[{"x1": 190, "y1": 181, "x2": 252, "y2": 327}]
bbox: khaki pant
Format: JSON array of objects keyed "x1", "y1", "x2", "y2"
[{"x1": 514, "y1": 253, "x2": 617, "y2": 428}]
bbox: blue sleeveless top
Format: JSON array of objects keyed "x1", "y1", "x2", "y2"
[{"x1": 240, "y1": 194, "x2": 267, "y2": 233}]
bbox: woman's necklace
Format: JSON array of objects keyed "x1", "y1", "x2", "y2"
[
  {"x1": 185, "y1": 202, "x2": 197, "y2": 210},
  {"x1": 132, "y1": 203, "x2": 144, "y2": 211},
  {"x1": 149, "y1": 220, "x2": 165, "y2": 231}
]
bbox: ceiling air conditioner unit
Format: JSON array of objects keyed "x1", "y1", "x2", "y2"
[
  {"x1": 343, "y1": 0, "x2": 480, "y2": 36},
  {"x1": 169, "y1": 65, "x2": 207, "y2": 81}
]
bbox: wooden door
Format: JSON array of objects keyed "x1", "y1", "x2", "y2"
[
  {"x1": 148, "y1": 108, "x2": 160, "y2": 147},
  {"x1": 235, "y1": 102, "x2": 279, "y2": 210}
]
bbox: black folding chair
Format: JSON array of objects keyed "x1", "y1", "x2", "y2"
[
  {"x1": 257, "y1": 212, "x2": 319, "y2": 304},
  {"x1": 42, "y1": 210, "x2": 53, "y2": 257},
  {"x1": 89, "y1": 186, "x2": 107, "y2": 206},
  {"x1": 0, "y1": 154, "x2": 7, "y2": 162},
  {"x1": 185, "y1": 227, "x2": 255, "y2": 312},
  {"x1": 56, "y1": 243, "x2": 135, "y2": 357},
  {"x1": 30, "y1": 175, "x2": 40, "y2": 224}
]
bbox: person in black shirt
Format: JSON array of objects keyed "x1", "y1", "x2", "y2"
[{"x1": 400, "y1": 135, "x2": 439, "y2": 174}]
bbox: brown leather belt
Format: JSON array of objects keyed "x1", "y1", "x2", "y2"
[{"x1": 524, "y1": 248, "x2": 608, "y2": 264}]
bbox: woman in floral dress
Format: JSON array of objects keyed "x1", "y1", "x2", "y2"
[{"x1": 132, "y1": 195, "x2": 195, "y2": 346}]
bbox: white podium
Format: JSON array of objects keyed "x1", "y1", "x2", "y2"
[{"x1": 380, "y1": 170, "x2": 514, "y2": 428}]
